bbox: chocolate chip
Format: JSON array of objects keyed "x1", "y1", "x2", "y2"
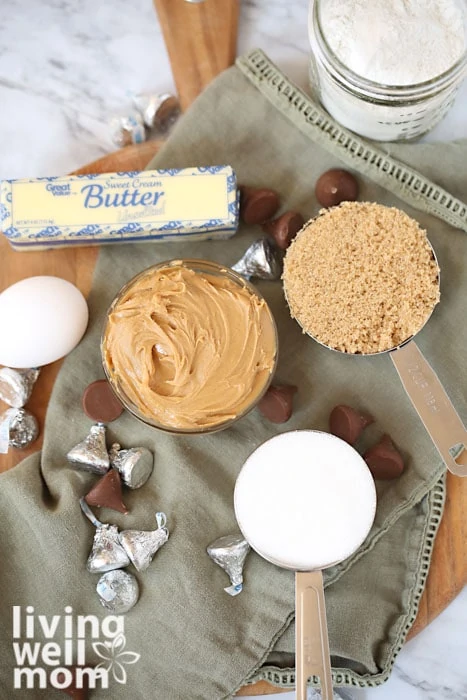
[
  {"x1": 315, "y1": 169, "x2": 359, "y2": 208},
  {"x1": 329, "y1": 404, "x2": 374, "y2": 445},
  {"x1": 258, "y1": 384, "x2": 298, "y2": 423},
  {"x1": 239, "y1": 186, "x2": 280, "y2": 225},
  {"x1": 85, "y1": 468, "x2": 129, "y2": 514},
  {"x1": 82, "y1": 379, "x2": 124, "y2": 423},
  {"x1": 262, "y1": 211, "x2": 305, "y2": 250},
  {"x1": 364, "y1": 434, "x2": 405, "y2": 480}
]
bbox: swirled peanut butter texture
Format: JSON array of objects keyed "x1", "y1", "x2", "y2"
[{"x1": 104, "y1": 266, "x2": 277, "y2": 430}]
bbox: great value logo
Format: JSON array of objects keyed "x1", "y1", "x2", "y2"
[{"x1": 46, "y1": 183, "x2": 71, "y2": 196}]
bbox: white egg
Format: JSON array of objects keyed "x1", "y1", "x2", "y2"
[{"x1": 0, "y1": 276, "x2": 89, "y2": 368}]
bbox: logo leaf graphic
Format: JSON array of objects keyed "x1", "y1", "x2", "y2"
[
  {"x1": 92, "y1": 633, "x2": 139, "y2": 685},
  {"x1": 95, "y1": 660, "x2": 112, "y2": 672},
  {"x1": 117, "y1": 651, "x2": 140, "y2": 665},
  {"x1": 112, "y1": 662, "x2": 128, "y2": 684},
  {"x1": 92, "y1": 642, "x2": 112, "y2": 661},
  {"x1": 112, "y1": 633, "x2": 126, "y2": 654}
]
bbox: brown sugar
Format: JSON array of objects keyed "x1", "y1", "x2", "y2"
[{"x1": 283, "y1": 202, "x2": 440, "y2": 354}]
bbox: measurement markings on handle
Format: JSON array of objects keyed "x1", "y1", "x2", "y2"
[{"x1": 407, "y1": 364, "x2": 441, "y2": 413}]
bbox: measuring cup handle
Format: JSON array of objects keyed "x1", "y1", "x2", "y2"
[
  {"x1": 295, "y1": 570, "x2": 333, "y2": 700},
  {"x1": 390, "y1": 342, "x2": 467, "y2": 477}
]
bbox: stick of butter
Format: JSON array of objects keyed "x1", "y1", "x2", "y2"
[{"x1": 0, "y1": 166, "x2": 239, "y2": 251}]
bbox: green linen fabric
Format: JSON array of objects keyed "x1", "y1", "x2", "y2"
[{"x1": 0, "y1": 50, "x2": 465, "y2": 699}]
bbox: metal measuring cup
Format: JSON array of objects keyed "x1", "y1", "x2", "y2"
[
  {"x1": 234, "y1": 431, "x2": 377, "y2": 700},
  {"x1": 284, "y1": 241, "x2": 467, "y2": 477}
]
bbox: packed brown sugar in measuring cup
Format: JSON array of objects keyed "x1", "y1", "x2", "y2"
[{"x1": 283, "y1": 202, "x2": 440, "y2": 354}]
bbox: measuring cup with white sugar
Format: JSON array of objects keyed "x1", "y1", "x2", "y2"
[{"x1": 234, "y1": 430, "x2": 377, "y2": 700}]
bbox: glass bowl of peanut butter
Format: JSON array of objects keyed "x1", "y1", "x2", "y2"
[{"x1": 101, "y1": 259, "x2": 278, "y2": 434}]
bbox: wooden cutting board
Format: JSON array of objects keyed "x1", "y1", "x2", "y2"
[{"x1": 1, "y1": 0, "x2": 465, "y2": 695}]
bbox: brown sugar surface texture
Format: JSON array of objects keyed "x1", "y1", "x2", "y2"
[{"x1": 283, "y1": 202, "x2": 440, "y2": 354}]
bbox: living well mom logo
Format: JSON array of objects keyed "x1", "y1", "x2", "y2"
[{"x1": 12, "y1": 606, "x2": 140, "y2": 691}]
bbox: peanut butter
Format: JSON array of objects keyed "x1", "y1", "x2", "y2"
[{"x1": 103, "y1": 264, "x2": 277, "y2": 430}]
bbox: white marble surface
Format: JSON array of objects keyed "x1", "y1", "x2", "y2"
[
  {"x1": 1, "y1": 0, "x2": 467, "y2": 182},
  {"x1": 0, "y1": 1, "x2": 466, "y2": 698}
]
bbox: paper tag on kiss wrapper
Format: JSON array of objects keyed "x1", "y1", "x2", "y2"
[{"x1": 0, "y1": 414, "x2": 10, "y2": 453}]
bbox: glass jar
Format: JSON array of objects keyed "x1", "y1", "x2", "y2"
[
  {"x1": 101, "y1": 259, "x2": 278, "y2": 435},
  {"x1": 308, "y1": 0, "x2": 467, "y2": 141}
]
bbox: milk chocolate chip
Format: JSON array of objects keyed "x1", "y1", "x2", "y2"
[
  {"x1": 329, "y1": 404, "x2": 373, "y2": 445},
  {"x1": 85, "y1": 468, "x2": 129, "y2": 514},
  {"x1": 239, "y1": 186, "x2": 280, "y2": 225},
  {"x1": 262, "y1": 211, "x2": 305, "y2": 250},
  {"x1": 258, "y1": 384, "x2": 298, "y2": 423},
  {"x1": 364, "y1": 434, "x2": 405, "y2": 480},
  {"x1": 315, "y1": 169, "x2": 359, "y2": 208},
  {"x1": 82, "y1": 379, "x2": 124, "y2": 423}
]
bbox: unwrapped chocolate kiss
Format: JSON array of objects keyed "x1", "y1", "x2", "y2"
[
  {"x1": 262, "y1": 211, "x2": 304, "y2": 250},
  {"x1": 85, "y1": 468, "x2": 129, "y2": 514},
  {"x1": 239, "y1": 186, "x2": 280, "y2": 225},
  {"x1": 258, "y1": 384, "x2": 298, "y2": 423},
  {"x1": 364, "y1": 434, "x2": 405, "y2": 480},
  {"x1": 329, "y1": 404, "x2": 374, "y2": 445}
]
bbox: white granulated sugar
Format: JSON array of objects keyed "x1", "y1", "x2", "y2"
[
  {"x1": 234, "y1": 431, "x2": 376, "y2": 571},
  {"x1": 321, "y1": 0, "x2": 466, "y2": 85}
]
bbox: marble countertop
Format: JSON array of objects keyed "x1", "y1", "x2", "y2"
[{"x1": 1, "y1": 1, "x2": 466, "y2": 698}]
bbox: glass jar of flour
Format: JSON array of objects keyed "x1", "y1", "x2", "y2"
[{"x1": 308, "y1": 0, "x2": 467, "y2": 141}]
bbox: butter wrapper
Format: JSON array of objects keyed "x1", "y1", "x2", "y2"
[{"x1": 0, "y1": 166, "x2": 238, "y2": 251}]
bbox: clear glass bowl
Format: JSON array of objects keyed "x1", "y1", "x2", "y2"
[
  {"x1": 101, "y1": 259, "x2": 278, "y2": 435},
  {"x1": 308, "y1": 0, "x2": 467, "y2": 141}
]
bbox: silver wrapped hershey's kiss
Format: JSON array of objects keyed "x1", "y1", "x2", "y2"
[
  {"x1": 0, "y1": 367, "x2": 40, "y2": 408},
  {"x1": 132, "y1": 92, "x2": 180, "y2": 130},
  {"x1": 119, "y1": 512, "x2": 169, "y2": 572},
  {"x1": 110, "y1": 442, "x2": 154, "y2": 489},
  {"x1": 207, "y1": 534, "x2": 250, "y2": 596},
  {"x1": 231, "y1": 238, "x2": 283, "y2": 281},
  {"x1": 80, "y1": 498, "x2": 130, "y2": 574},
  {"x1": 67, "y1": 424, "x2": 110, "y2": 475},
  {"x1": 0, "y1": 407, "x2": 39, "y2": 452},
  {"x1": 96, "y1": 570, "x2": 139, "y2": 614},
  {"x1": 109, "y1": 113, "x2": 146, "y2": 148}
]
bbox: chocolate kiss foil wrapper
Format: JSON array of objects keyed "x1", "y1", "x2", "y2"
[
  {"x1": 67, "y1": 424, "x2": 110, "y2": 475},
  {"x1": 207, "y1": 534, "x2": 250, "y2": 596},
  {"x1": 0, "y1": 367, "x2": 40, "y2": 408},
  {"x1": 231, "y1": 238, "x2": 283, "y2": 281},
  {"x1": 96, "y1": 570, "x2": 139, "y2": 614},
  {"x1": 0, "y1": 407, "x2": 39, "y2": 453},
  {"x1": 109, "y1": 442, "x2": 154, "y2": 489},
  {"x1": 80, "y1": 498, "x2": 130, "y2": 574},
  {"x1": 87, "y1": 524, "x2": 130, "y2": 574},
  {"x1": 119, "y1": 512, "x2": 169, "y2": 572},
  {"x1": 109, "y1": 113, "x2": 146, "y2": 148},
  {"x1": 132, "y1": 92, "x2": 180, "y2": 131}
]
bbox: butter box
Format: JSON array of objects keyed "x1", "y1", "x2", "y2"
[{"x1": 0, "y1": 166, "x2": 239, "y2": 251}]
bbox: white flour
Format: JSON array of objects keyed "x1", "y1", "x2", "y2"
[{"x1": 320, "y1": 0, "x2": 466, "y2": 85}]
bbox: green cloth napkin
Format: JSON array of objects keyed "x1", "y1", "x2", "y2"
[{"x1": 0, "y1": 50, "x2": 465, "y2": 699}]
